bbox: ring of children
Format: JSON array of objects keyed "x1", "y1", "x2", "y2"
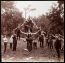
[
  {"x1": 1, "y1": 1, "x2": 64, "y2": 62},
  {"x1": 1, "y1": 29, "x2": 64, "y2": 62}
]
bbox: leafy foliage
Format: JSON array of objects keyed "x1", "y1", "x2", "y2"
[
  {"x1": 1, "y1": 1, "x2": 24, "y2": 35},
  {"x1": 46, "y1": 1, "x2": 64, "y2": 35}
]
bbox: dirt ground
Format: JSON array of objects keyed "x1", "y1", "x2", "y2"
[{"x1": 1, "y1": 38, "x2": 64, "y2": 62}]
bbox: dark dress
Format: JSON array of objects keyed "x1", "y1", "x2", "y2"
[
  {"x1": 26, "y1": 37, "x2": 33, "y2": 52},
  {"x1": 13, "y1": 35, "x2": 17, "y2": 51}
]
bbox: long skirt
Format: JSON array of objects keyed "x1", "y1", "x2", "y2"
[
  {"x1": 4, "y1": 42, "x2": 7, "y2": 53},
  {"x1": 10, "y1": 43, "x2": 12, "y2": 49},
  {"x1": 13, "y1": 42, "x2": 17, "y2": 51},
  {"x1": 27, "y1": 42, "x2": 32, "y2": 52}
]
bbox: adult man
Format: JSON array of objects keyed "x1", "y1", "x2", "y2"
[{"x1": 54, "y1": 35, "x2": 61, "y2": 59}]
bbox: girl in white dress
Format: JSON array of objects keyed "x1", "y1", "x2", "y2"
[{"x1": 9, "y1": 35, "x2": 13, "y2": 49}]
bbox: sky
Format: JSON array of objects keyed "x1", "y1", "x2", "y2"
[{"x1": 14, "y1": 1, "x2": 57, "y2": 19}]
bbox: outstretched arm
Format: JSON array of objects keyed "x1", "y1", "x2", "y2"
[
  {"x1": 20, "y1": 30, "x2": 28, "y2": 35},
  {"x1": 31, "y1": 29, "x2": 40, "y2": 35},
  {"x1": 12, "y1": 21, "x2": 26, "y2": 32}
]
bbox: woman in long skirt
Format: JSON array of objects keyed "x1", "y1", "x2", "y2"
[{"x1": 13, "y1": 34, "x2": 17, "y2": 51}]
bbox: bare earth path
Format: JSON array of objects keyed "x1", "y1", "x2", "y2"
[{"x1": 1, "y1": 38, "x2": 64, "y2": 62}]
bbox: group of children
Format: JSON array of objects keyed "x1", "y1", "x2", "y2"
[
  {"x1": 2, "y1": 33, "x2": 17, "y2": 53},
  {"x1": 46, "y1": 34, "x2": 64, "y2": 59},
  {"x1": 2, "y1": 30, "x2": 64, "y2": 60}
]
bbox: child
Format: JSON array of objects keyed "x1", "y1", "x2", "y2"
[
  {"x1": 33, "y1": 41, "x2": 37, "y2": 49},
  {"x1": 33, "y1": 38, "x2": 37, "y2": 49},
  {"x1": 39, "y1": 34, "x2": 44, "y2": 48},
  {"x1": 9, "y1": 34, "x2": 13, "y2": 49},
  {"x1": 3, "y1": 35, "x2": 8, "y2": 53},
  {"x1": 26, "y1": 34, "x2": 33, "y2": 52}
]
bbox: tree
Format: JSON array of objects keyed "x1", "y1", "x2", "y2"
[
  {"x1": 32, "y1": 15, "x2": 50, "y2": 34},
  {"x1": 1, "y1": 1, "x2": 14, "y2": 11},
  {"x1": 1, "y1": 1, "x2": 24, "y2": 35},
  {"x1": 46, "y1": 1, "x2": 64, "y2": 35}
]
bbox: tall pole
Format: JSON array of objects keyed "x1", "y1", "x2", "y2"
[
  {"x1": 24, "y1": 5, "x2": 36, "y2": 20},
  {"x1": 25, "y1": 9, "x2": 26, "y2": 19}
]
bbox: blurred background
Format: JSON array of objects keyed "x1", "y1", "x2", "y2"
[{"x1": 1, "y1": 1, "x2": 64, "y2": 36}]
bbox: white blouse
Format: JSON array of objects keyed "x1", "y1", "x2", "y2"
[{"x1": 3, "y1": 37, "x2": 8, "y2": 43}]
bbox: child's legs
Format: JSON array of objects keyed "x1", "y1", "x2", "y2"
[
  {"x1": 56, "y1": 49, "x2": 60, "y2": 58},
  {"x1": 4, "y1": 42, "x2": 7, "y2": 53},
  {"x1": 40, "y1": 41, "x2": 42, "y2": 47},
  {"x1": 10, "y1": 43, "x2": 12, "y2": 49}
]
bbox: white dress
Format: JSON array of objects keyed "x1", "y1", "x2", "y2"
[{"x1": 9, "y1": 35, "x2": 13, "y2": 43}]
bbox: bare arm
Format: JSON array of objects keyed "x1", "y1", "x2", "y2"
[
  {"x1": 12, "y1": 21, "x2": 26, "y2": 32},
  {"x1": 20, "y1": 30, "x2": 28, "y2": 35}
]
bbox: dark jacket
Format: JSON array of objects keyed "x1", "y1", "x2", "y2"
[
  {"x1": 54, "y1": 39, "x2": 61, "y2": 49},
  {"x1": 13, "y1": 35, "x2": 17, "y2": 44},
  {"x1": 39, "y1": 35, "x2": 44, "y2": 42},
  {"x1": 26, "y1": 37, "x2": 33, "y2": 43}
]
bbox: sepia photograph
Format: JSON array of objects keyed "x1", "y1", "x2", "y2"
[{"x1": 1, "y1": 1, "x2": 64, "y2": 62}]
